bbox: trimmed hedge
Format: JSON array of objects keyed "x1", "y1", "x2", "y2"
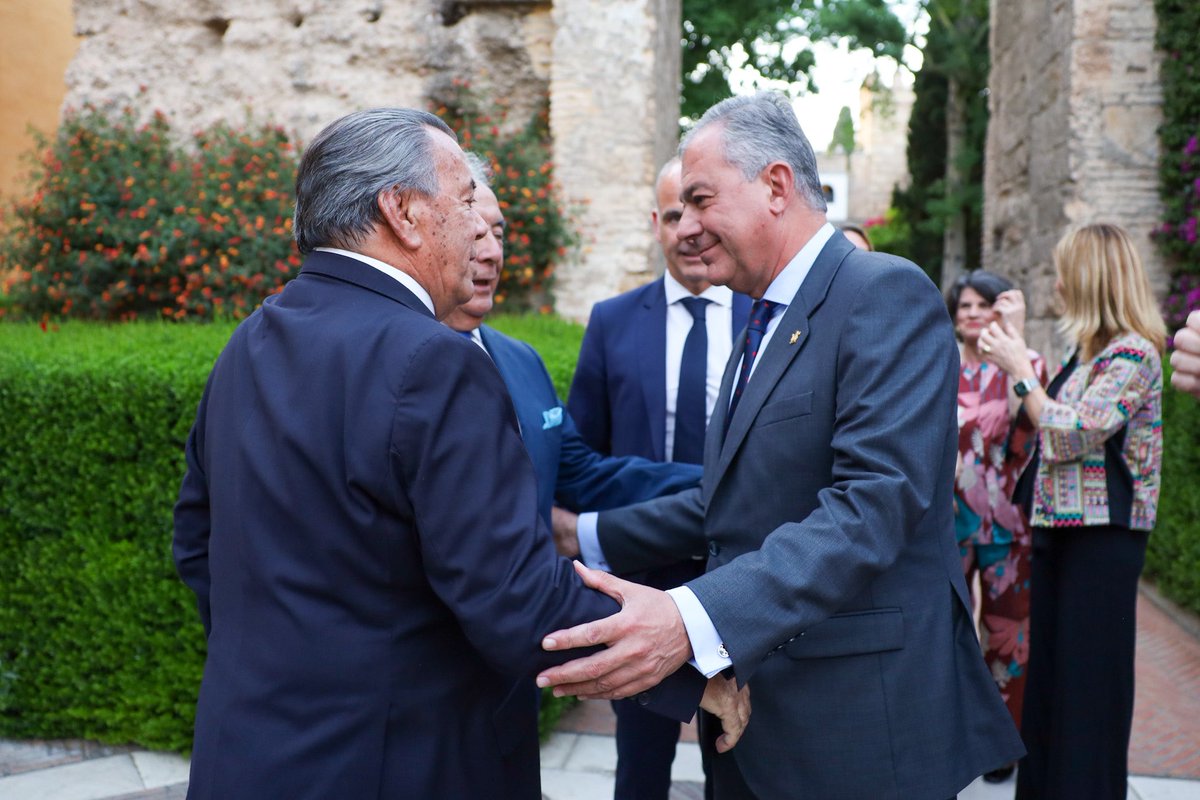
[
  {"x1": 0, "y1": 315, "x2": 584, "y2": 752},
  {"x1": 0, "y1": 322, "x2": 230, "y2": 751}
]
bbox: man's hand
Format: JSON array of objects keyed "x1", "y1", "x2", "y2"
[
  {"x1": 1171, "y1": 310, "x2": 1200, "y2": 399},
  {"x1": 551, "y1": 506, "x2": 580, "y2": 558},
  {"x1": 537, "y1": 561, "x2": 692, "y2": 699},
  {"x1": 700, "y1": 675, "x2": 751, "y2": 753}
]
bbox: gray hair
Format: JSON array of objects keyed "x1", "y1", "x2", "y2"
[
  {"x1": 463, "y1": 151, "x2": 493, "y2": 189},
  {"x1": 293, "y1": 108, "x2": 457, "y2": 254},
  {"x1": 680, "y1": 93, "x2": 827, "y2": 212}
]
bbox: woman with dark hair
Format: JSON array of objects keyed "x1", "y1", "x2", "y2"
[
  {"x1": 947, "y1": 269, "x2": 1047, "y2": 783},
  {"x1": 981, "y1": 223, "x2": 1166, "y2": 799}
]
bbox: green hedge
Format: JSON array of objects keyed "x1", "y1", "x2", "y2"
[
  {"x1": 0, "y1": 322, "x2": 230, "y2": 751},
  {"x1": 0, "y1": 315, "x2": 583, "y2": 752},
  {"x1": 1143, "y1": 363, "x2": 1200, "y2": 613}
]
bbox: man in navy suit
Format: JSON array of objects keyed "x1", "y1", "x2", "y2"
[
  {"x1": 539, "y1": 94, "x2": 1023, "y2": 798},
  {"x1": 172, "y1": 108, "x2": 743, "y2": 800},
  {"x1": 442, "y1": 156, "x2": 701, "y2": 531},
  {"x1": 560, "y1": 158, "x2": 751, "y2": 800}
]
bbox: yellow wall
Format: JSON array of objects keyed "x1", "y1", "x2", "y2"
[{"x1": 0, "y1": 0, "x2": 79, "y2": 200}]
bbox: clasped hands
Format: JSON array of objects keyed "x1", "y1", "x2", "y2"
[{"x1": 537, "y1": 561, "x2": 750, "y2": 753}]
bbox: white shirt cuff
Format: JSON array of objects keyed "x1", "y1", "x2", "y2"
[
  {"x1": 576, "y1": 512, "x2": 611, "y2": 572},
  {"x1": 666, "y1": 586, "x2": 732, "y2": 678}
]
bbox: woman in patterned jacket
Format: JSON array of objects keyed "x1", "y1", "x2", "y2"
[{"x1": 980, "y1": 222, "x2": 1166, "y2": 800}]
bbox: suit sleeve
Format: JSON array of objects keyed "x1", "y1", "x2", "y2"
[
  {"x1": 688, "y1": 263, "x2": 960, "y2": 684},
  {"x1": 391, "y1": 335, "x2": 702, "y2": 720},
  {"x1": 173, "y1": 376, "x2": 215, "y2": 636},
  {"x1": 567, "y1": 303, "x2": 613, "y2": 454},
  {"x1": 595, "y1": 486, "x2": 709, "y2": 574},
  {"x1": 555, "y1": 410, "x2": 702, "y2": 512}
]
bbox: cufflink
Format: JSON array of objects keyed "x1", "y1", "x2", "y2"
[{"x1": 717, "y1": 643, "x2": 729, "y2": 659}]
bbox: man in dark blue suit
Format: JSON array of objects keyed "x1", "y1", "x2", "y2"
[
  {"x1": 172, "y1": 109, "x2": 742, "y2": 800},
  {"x1": 560, "y1": 159, "x2": 751, "y2": 800},
  {"x1": 442, "y1": 157, "x2": 701, "y2": 533}
]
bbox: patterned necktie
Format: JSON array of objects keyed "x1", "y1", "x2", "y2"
[
  {"x1": 726, "y1": 299, "x2": 784, "y2": 431},
  {"x1": 673, "y1": 296, "x2": 711, "y2": 464}
]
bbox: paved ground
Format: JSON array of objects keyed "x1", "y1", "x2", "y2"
[{"x1": 1, "y1": 585, "x2": 1197, "y2": 800}]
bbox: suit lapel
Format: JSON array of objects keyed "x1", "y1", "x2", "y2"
[
  {"x1": 711, "y1": 236, "x2": 851, "y2": 488},
  {"x1": 638, "y1": 280, "x2": 668, "y2": 462}
]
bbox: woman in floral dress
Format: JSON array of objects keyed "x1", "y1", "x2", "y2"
[{"x1": 947, "y1": 270, "x2": 1047, "y2": 783}]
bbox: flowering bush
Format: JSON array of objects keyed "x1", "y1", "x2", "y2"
[
  {"x1": 1154, "y1": 1, "x2": 1200, "y2": 279},
  {"x1": 0, "y1": 105, "x2": 301, "y2": 322},
  {"x1": 1154, "y1": 133, "x2": 1200, "y2": 271},
  {"x1": 435, "y1": 85, "x2": 578, "y2": 312},
  {"x1": 1164, "y1": 272, "x2": 1200, "y2": 339}
]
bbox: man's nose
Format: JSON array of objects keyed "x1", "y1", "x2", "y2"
[
  {"x1": 472, "y1": 210, "x2": 488, "y2": 239},
  {"x1": 676, "y1": 205, "x2": 701, "y2": 242}
]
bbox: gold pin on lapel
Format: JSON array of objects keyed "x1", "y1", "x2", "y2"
[{"x1": 789, "y1": 330, "x2": 802, "y2": 345}]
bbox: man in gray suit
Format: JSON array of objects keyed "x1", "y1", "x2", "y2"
[{"x1": 539, "y1": 93, "x2": 1023, "y2": 798}]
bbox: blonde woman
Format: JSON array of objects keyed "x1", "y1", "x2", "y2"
[{"x1": 980, "y1": 223, "x2": 1166, "y2": 800}]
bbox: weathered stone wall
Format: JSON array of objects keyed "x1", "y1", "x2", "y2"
[
  {"x1": 850, "y1": 72, "x2": 913, "y2": 224},
  {"x1": 549, "y1": 0, "x2": 680, "y2": 321},
  {"x1": 984, "y1": 0, "x2": 1163, "y2": 361},
  {"x1": 66, "y1": 0, "x2": 553, "y2": 144}
]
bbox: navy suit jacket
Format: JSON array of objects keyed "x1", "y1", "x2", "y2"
[
  {"x1": 595, "y1": 234, "x2": 1024, "y2": 798},
  {"x1": 568, "y1": 278, "x2": 752, "y2": 462},
  {"x1": 173, "y1": 252, "x2": 703, "y2": 800},
  {"x1": 478, "y1": 325, "x2": 701, "y2": 527}
]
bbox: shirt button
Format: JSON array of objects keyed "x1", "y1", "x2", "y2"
[
  {"x1": 707, "y1": 541, "x2": 720, "y2": 557},
  {"x1": 636, "y1": 692, "x2": 651, "y2": 707}
]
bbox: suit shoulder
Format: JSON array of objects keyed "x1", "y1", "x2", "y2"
[
  {"x1": 589, "y1": 278, "x2": 663, "y2": 320},
  {"x1": 836, "y1": 250, "x2": 940, "y2": 302}
]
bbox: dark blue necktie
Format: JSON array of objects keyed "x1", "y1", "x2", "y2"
[
  {"x1": 726, "y1": 299, "x2": 783, "y2": 431},
  {"x1": 673, "y1": 296, "x2": 711, "y2": 464}
]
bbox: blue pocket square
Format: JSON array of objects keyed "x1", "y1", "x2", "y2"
[{"x1": 542, "y1": 407, "x2": 563, "y2": 430}]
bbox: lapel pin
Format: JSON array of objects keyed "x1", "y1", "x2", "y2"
[{"x1": 789, "y1": 330, "x2": 802, "y2": 345}]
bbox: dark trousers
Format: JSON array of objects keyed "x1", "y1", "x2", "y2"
[
  {"x1": 613, "y1": 561, "x2": 704, "y2": 799},
  {"x1": 1015, "y1": 525, "x2": 1146, "y2": 800}
]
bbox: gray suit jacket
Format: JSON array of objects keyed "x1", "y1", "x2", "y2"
[{"x1": 598, "y1": 232, "x2": 1024, "y2": 799}]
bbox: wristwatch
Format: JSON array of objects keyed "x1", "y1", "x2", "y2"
[{"x1": 1013, "y1": 377, "x2": 1041, "y2": 398}]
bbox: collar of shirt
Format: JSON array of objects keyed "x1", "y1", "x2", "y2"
[
  {"x1": 314, "y1": 247, "x2": 435, "y2": 316},
  {"x1": 758, "y1": 222, "x2": 836, "y2": 307},
  {"x1": 662, "y1": 270, "x2": 734, "y2": 308}
]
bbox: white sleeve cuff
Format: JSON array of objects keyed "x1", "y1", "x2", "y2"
[
  {"x1": 576, "y1": 512, "x2": 611, "y2": 572},
  {"x1": 667, "y1": 585, "x2": 732, "y2": 678}
]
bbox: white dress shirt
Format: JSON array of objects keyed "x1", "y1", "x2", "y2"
[
  {"x1": 580, "y1": 223, "x2": 838, "y2": 677},
  {"x1": 663, "y1": 272, "x2": 735, "y2": 461}
]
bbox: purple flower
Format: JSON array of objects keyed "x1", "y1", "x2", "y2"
[
  {"x1": 1186, "y1": 135, "x2": 1200, "y2": 156},
  {"x1": 1184, "y1": 217, "x2": 1199, "y2": 244}
]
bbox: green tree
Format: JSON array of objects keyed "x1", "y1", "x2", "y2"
[{"x1": 680, "y1": 0, "x2": 906, "y2": 120}]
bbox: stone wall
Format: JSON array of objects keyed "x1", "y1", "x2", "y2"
[
  {"x1": 549, "y1": 0, "x2": 680, "y2": 321},
  {"x1": 984, "y1": 0, "x2": 1163, "y2": 361},
  {"x1": 66, "y1": 0, "x2": 554, "y2": 144}
]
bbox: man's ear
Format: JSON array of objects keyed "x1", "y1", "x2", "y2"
[
  {"x1": 378, "y1": 189, "x2": 422, "y2": 250},
  {"x1": 764, "y1": 162, "x2": 795, "y2": 215}
]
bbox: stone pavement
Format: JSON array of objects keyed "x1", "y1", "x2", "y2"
[{"x1": 1, "y1": 586, "x2": 1198, "y2": 800}]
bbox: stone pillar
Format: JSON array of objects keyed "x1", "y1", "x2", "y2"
[
  {"x1": 550, "y1": 0, "x2": 681, "y2": 322},
  {"x1": 984, "y1": 0, "x2": 1164, "y2": 362}
]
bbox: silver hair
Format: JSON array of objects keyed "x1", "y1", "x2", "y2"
[
  {"x1": 293, "y1": 108, "x2": 457, "y2": 254},
  {"x1": 463, "y1": 151, "x2": 493, "y2": 189},
  {"x1": 680, "y1": 93, "x2": 827, "y2": 212}
]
